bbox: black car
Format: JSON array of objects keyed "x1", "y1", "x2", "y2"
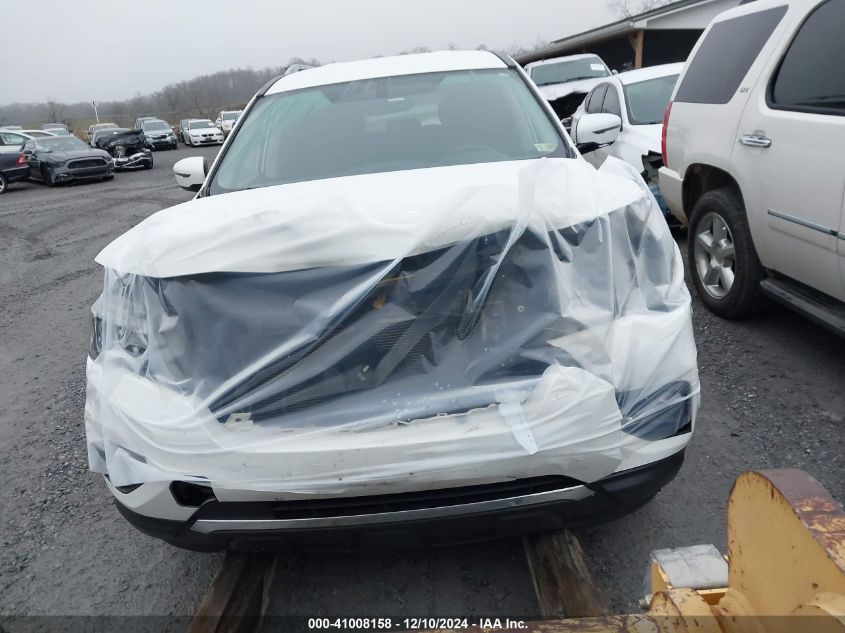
[
  {"x1": 139, "y1": 119, "x2": 177, "y2": 150},
  {"x1": 92, "y1": 128, "x2": 153, "y2": 170},
  {"x1": 24, "y1": 136, "x2": 114, "y2": 186},
  {"x1": 0, "y1": 151, "x2": 30, "y2": 193}
]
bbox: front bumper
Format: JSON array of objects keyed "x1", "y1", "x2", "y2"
[
  {"x1": 54, "y1": 162, "x2": 114, "y2": 183},
  {"x1": 658, "y1": 166, "x2": 686, "y2": 226},
  {"x1": 189, "y1": 135, "x2": 223, "y2": 145},
  {"x1": 113, "y1": 449, "x2": 685, "y2": 551},
  {"x1": 147, "y1": 137, "x2": 177, "y2": 149},
  {"x1": 114, "y1": 152, "x2": 152, "y2": 170}
]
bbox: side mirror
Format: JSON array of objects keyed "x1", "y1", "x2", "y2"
[
  {"x1": 572, "y1": 113, "x2": 622, "y2": 154},
  {"x1": 174, "y1": 156, "x2": 207, "y2": 192}
]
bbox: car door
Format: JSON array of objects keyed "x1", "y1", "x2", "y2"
[{"x1": 731, "y1": 0, "x2": 845, "y2": 302}]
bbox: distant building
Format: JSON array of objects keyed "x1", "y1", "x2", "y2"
[{"x1": 516, "y1": 0, "x2": 752, "y2": 71}]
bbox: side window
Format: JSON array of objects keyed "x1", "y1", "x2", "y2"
[
  {"x1": 602, "y1": 85, "x2": 622, "y2": 117},
  {"x1": 586, "y1": 85, "x2": 608, "y2": 114},
  {"x1": 675, "y1": 6, "x2": 787, "y2": 104},
  {"x1": 770, "y1": 0, "x2": 845, "y2": 115},
  {"x1": 0, "y1": 133, "x2": 23, "y2": 147}
]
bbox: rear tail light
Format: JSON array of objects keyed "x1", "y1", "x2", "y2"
[
  {"x1": 661, "y1": 101, "x2": 673, "y2": 168},
  {"x1": 16, "y1": 153, "x2": 26, "y2": 166}
]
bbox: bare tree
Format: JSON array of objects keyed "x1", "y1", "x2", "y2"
[
  {"x1": 44, "y1": 99, "x2": 64, "y2": 123},
  {"x1": 607, "y1": 0, "x2": 673, "y2": 18},
  {"x1": 160, "y1": 84, "x2": 182, "y2": 114}
]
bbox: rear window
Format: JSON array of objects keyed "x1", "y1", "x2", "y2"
[
  {"x1": 675, "y1": 6, "x2": 787, "y2": 104},
  {"x1": 769, "y1": 0, "x2": 845, "y2": 115}
]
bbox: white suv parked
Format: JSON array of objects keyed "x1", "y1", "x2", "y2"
[{"x1": 659, "y1": 0, "x2": 845, "y2": 334}]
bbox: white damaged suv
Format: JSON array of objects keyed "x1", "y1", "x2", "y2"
[{"x1": 86, "y1": 51, "x2": 699, "y2": 551}]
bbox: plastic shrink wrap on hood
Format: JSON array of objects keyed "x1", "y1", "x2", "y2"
[{"x1": 85, "y1": 157, "x2": 699, "y2": 493}]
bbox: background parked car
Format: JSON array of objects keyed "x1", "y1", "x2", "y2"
[
  {"x1": 24, "y1": 135, "x2": 114, "y2": 186},
  {"x1": 91, "y1": 128, "x2": 153, "y2": 170},
  {"x1": 571, "y1": 63, "x2": 683, "y2": 218},
  {"x1": 177, "y1": 119, "x2": 192, "y2": 143},
  {"x1": 182, "y1": 119, "x2": 223, "y2": 146},
  {"x1": 0, "y1": 151, "x2": 30, "y2": 194},
  {"x1": 21, "y1": 129, "x2": 56, "y2": 138},
  {"x1": 133, "y1": 117, "x2": 159, "y2": 130},
  {"x1": 140, "y1": 119, "x2": 177, "y2": 150},
  {"x1": 42, "y1": 123, "x2": 69, "y2": 134},
  {"x1": 658, "y1": 0, "x2": 845, "y2": 334},
  {"x1": 215, "y1": 110, "x2": 242, "y2": 136},
  {"x1": 86, "y1": 123, "x2": 118, "y2": 143},
  {"x1": 525, "y1": 53, "x2": 614, "y2": 128},
  {"x1": 0, "y1": 130, "x2": 32, "y2": 153}
]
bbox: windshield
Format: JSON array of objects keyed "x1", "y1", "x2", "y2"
[
  {"x1": 36, "y1": 137, "x2": 88, "y2": 151},
  {"x1": 623, "y1": 74, "x2": 679, "y2": 125},
  {"x1": 143, "y1": 121, "x2": 170, "y2": 131},
  {"x1": 189, "y1": 120, "x2": 214, "y2": 129},
  {"x1": 209, "y1": 69, "x2": 568, "y2": 195},
  {"x1": 222, "y1": 112, "x2": 240, "y2": 121},
  {"x1": 530, "y1": 57, "x2": 609, "y2": 86}
]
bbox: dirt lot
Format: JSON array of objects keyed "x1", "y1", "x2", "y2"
[{"x1": 0, "y1": 148, "x2": 842, "y2": 620}]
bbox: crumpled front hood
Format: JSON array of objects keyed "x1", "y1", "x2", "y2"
[
  {"x1": 96, "y1": 131, "x2": 145, "y2": 151},
  {"x1": 96, "y1": 158, "x2": 645, "y2": 278},
  {"x1": 536, "y1": 77, "x2": 609, "y2": 101}
]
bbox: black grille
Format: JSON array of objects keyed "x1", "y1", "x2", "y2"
[
  {"x1": 69, "y1": 158, "x2": 106, "y2": 169},
  {"x1": 190, "y1": 475, "x2": 583, "y2": 521}
]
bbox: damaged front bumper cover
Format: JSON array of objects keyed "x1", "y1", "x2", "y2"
[
  {"x1": 114, "y1": 151, "x2": 152, "y2": 170},
  {"x1": 113, "y1": 450, "x2": 685, "y2": 551}
]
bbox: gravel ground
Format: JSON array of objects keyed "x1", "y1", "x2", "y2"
[{"x1": 0, "y1": 152, "x2": 842, "y2": 619}]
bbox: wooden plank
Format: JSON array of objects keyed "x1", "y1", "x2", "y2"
[
  {"x1": 523, "y1": 530, "x2": 608, "y2": 618},
  {"x1": 188, "y1": 552, "x2": 279, "y2": 633},
  {"x1": 632, "y1": 30, "x2": 644, "y2": 69}
]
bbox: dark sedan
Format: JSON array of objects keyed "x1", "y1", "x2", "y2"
[
  {"x1": 140, "y1": 119, "x2": 177, "y2": 150},
  {"x1": 0, "y1": 151, "x2": 30, "y2": 193},
  {"x1": 24, "y1": 136, "x2": 114, "y2": 187},
  {"x1": 92, "y1": 128, "x2": 153, "y2": 170}
]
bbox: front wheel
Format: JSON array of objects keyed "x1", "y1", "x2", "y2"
[{"x1": 688, "y1": 187, "x2": 765, "y2": 318}]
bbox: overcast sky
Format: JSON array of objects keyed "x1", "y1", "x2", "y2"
[{"x1": 1, "y1": 0, "x2": 617, "y2": 105}]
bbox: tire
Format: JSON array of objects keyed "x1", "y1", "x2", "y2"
[
  {"x1": 103, "y1": 174, "x2": 114, "y2": 181},
  {"x1": 145, "y1": 155, "x2": 154, "y2": 170},
  {"x1": 0, "y1": 173, "x2": 8, "y2": 194},
  {"x1": 42, "y1": 166, "x2": 54, "y2": 187},
  {"x1": 688, "y1": 187, "x2": 765, "y2": 318}
]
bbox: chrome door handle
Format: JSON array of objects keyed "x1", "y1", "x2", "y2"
[{"x1": 740, "y1": 134, "x2": 772, "y2": 148}]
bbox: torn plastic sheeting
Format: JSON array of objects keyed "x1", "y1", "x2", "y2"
[{"x1": 85, "y1": 156, "x2": 699, "y2": 492}]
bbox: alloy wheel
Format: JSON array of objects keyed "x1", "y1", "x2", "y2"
[{"x1": 694, "y1": 211, "x2": 736, "y2": 299}]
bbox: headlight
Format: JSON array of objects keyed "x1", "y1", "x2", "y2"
[{"x1": 89, "y1": 313, "x2": 103, "y2": 359}]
